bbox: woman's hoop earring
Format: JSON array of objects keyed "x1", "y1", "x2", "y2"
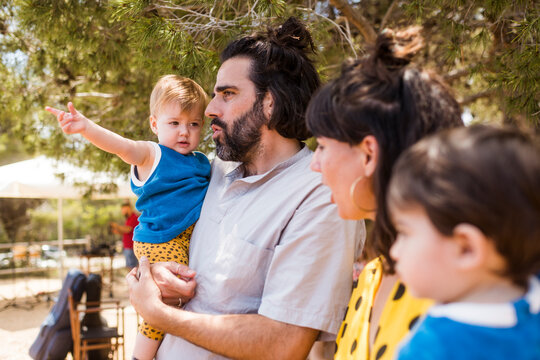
[{"x1": 350, "y1": 176, "x2": 376, "y2": 213}]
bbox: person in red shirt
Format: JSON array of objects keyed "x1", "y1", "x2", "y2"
[{"x1": 111, "y1": 201, "x2": 139, "y2": 269}]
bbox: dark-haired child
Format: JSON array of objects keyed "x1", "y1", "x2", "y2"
[{"x1": 388, "y1": 125, "x2": 540, "y2": 359}]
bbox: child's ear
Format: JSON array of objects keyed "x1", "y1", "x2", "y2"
[
  {"x1": 452, "y1": 223, "x2": 490, "y2": 270},
  {"x1": 149, "y1": 115, "x2": 158, "y2": 135}
]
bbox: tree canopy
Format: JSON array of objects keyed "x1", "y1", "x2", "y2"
[{"x1": 0, "y1": 0, "x2": 538, "y2": 175}]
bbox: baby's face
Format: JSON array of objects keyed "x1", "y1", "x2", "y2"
[
  {"x1": 389, "y1": 206, "x2": 457, "y2": 302},
  {"x1": 151, "y1": 102, "x2": 203, "y2": 155}
]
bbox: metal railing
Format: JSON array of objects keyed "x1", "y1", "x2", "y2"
[{"x1": 0, "y1": 238, "x2": 90, "y2": 250}]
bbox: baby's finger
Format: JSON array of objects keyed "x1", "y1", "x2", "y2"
[
  {"x1": 58, "y1": 113, "x2": 75, "y2": 131},
  {"x1": 57, "y1": 111, "x2": 65, "y2": 123},
  {"x1": 67, "y1": 102, "x2": 78, "y2": 116},
  {"x1": 45, "y1": 106, "x2": 62, "y2": 116},
  {"x1": 58, "y1": 111, "x2": 72, "y2": 126}
]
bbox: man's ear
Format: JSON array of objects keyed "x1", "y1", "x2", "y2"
[
  {"x1": 359, "y1": 135, "x2": 379, "y2": 177},
  {"x1": 263, "y1": 91, "x2": 274, "y2": 120},
  {"x1": 452, "y1": 223, "x2": 490, "y2": 270},
  {"x1": 149, "y1": 115, "x2": 158, "y2": 135}
]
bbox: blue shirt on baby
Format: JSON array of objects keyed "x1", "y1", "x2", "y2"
[
  {"x1": 396, "y1": 275, "x2": 540, "y2": 360},
  {"x1": 131, "y1": 142, "x2": 211, "y2": 244}
]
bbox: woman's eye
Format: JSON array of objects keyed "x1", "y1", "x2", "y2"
[{"x1": 396, "y1": 230, "x2": 408, "y2": 238}]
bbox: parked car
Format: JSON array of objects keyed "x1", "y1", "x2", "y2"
[
  {"x1": 0, "y1": 251, "x2": 13, "y2": 269},
  {"x1": 41, "y1": 245, "x2": 66, "y2": 260}
]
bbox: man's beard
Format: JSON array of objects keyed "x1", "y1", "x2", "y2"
[{"x1": 211, "y1": 99, "x2": 266, "y2": 162}]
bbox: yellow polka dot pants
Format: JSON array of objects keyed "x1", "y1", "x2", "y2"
[{"x1": 133, "y1": 223, "x2": 194, "y2": 341}]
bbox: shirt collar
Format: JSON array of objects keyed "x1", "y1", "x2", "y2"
[
  {"x1": 224, "y1": 145, "x2": 310, "y2": 183},
  {"x1": 428, "y1": 276, "x2": 540, "y2": 328}
]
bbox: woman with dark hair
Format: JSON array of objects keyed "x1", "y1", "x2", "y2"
[{"x1": 307, "y1": 28, "x2": 464, "y2": 360}]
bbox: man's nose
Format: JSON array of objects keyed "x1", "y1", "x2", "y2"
[{"x1": 205, "y1": 97, "x2": 221, "y2": 119}]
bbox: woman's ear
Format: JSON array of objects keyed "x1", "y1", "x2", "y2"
[
  {"x1": 452, "y1": 223, "x2": 490, "y2": 270},
  {"x1": 263, "y1": 91, "x2": 274, "y2": 120},
  {"x1": 359, "y1": 135, "x2": 379, "y2": 177},
  {"x1": 149, "y1": 116, "x2": 158, "y2": 135}
]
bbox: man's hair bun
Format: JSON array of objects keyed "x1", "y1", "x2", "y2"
[{"x1": 266, "y1": 17, "x2": 315, "y2": 53}]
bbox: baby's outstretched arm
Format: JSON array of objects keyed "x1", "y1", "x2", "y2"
[{"x1": 46, "y1": 102, "x2": 154, "y2": 169}]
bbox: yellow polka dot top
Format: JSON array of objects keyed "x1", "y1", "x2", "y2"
[{"x1": 335, "y1": 257, "x2": 433, "y2": 360}]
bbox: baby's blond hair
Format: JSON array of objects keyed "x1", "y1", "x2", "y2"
[{"x1": 149, "y1": 75, "x2": 208, "y2": 118}]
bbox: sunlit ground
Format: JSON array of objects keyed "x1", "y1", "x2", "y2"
[{"x1": 0, "y1": 254, "x2": 138, "y2": 359}]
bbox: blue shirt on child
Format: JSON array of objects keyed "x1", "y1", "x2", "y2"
[
  {"x1": 131, "y1": 142, "x2": 211, "y2": 244},
  {"x1": 396, "y1": 275, "x2": 540, "y2": 360}
]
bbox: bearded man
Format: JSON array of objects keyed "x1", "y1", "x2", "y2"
[{"x1": 127, "y1": 17, "x2": 364, "y2": 360}]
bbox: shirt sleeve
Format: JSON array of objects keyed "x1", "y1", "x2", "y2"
[{"x1": 258, "y1": 183, "x2": 365, "y2": 340}]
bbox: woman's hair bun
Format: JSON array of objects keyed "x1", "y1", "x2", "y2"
[
  {"x1": 339, "y1": 26, "x2": 424, "y2": 82},
  {"x1": 374, "y1": 26, "x2": 424, "y2": 70},
  {"x1": 267, "y1": 16, "x2": 315, "y2": 52}
]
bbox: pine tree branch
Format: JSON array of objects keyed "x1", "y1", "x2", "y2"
[
  {"x1": 459, "y1": 89, "x2": 497, "y2": 105},
  {"x1": 75, "y1": 92, "x2": 119, "y2": 99},
  {"x1": 381, "y1": 0, "x2": 399, "y2": 29},
  {"x1": 444, "y1": 66, "x2": 474, "y2": 83},
  {"x1": 299, "y1": 7, "x2": 357, "y2": 57},
  {"x1": 328, "y1": 0, "x2": 377, "y2": 45}
]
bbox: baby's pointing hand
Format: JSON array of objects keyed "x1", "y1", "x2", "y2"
[{"x1": 45, "y1": 102, "x2": 88, "y2": 135}]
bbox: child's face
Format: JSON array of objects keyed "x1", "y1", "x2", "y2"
[
  {"x1": 390, "y1": 206, "x2": 458, "y2": 302},
  {"x1": 151, "y1": 102, "x2": 203, "y2": 155}
]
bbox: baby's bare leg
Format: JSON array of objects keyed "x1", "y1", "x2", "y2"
[{"x1": 133, "y1": 332, "x2": 161, "y2": 360}]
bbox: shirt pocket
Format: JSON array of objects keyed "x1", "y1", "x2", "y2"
[{"x1": 208, "y1": 234, "x2": 274, "y2": 313}]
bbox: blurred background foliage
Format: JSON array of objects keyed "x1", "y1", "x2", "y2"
[
  {"x1": 0, "y1": 198, "x2": 128, "y2": 245},
  {"x1": 0, "y1": 0, "x2": 538, "y2": 243}
]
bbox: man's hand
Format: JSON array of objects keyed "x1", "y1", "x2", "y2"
[
  {"x1": 128, "y1": 258, "x2": 317, "y2": 359},
  {"x1": 109, "y1": 222, "x2": 134, "y2": 235},
  {"x1": 45, "y1": 102, "x2": 89, "y2": 135},
  {"x1": 110, "y1": 222, "x2": 120, "y2": 235},
  {"x1": 151, "y1": 261, "x2": 197, "y2": 306},
  {"x1": 126, "y1": 256, "x2": 163, "y2": 321}
]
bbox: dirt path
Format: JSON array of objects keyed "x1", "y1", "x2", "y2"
[{"x1": 0, "y1": 275, "x2": 137, "y2": 359}]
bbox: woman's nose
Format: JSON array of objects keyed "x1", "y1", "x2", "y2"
[
  {"x1": 310, "y1": 148, "x2": 322, "y2": 172},
  {"x1": 389, "y1": 237, "x2": 402, "y2": 261}
]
